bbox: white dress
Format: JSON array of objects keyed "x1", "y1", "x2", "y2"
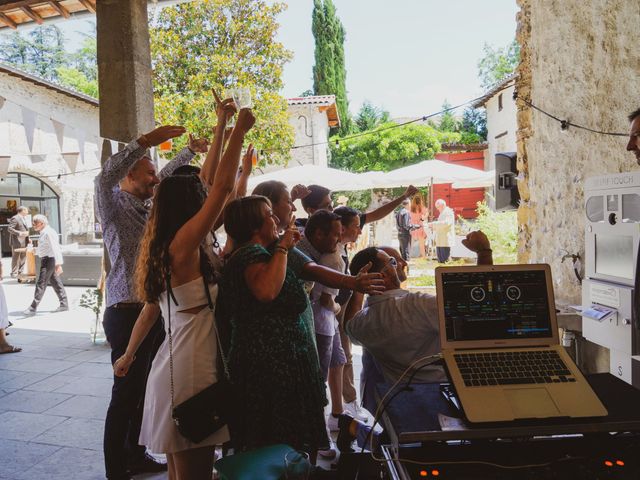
[
  {"x1": 0, "y1": 284, "x2": 8, "y2": 330},
  {"x1": 139, "y1": 277, "x2": 230, "y2": 454}
]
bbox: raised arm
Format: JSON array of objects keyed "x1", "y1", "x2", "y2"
[
  {"x1": 364, "y1": 185, "x2": 418, "y2": 224},
  {"x1": 301, "y1": 262, "x2": 384, "y2": 295},
  {"x1": 200, "y1": 94, "x2": 236, "y2": 187},
  {"x1": 113, "y1": 303, "x2": 161, "y2": 377},
  {"x1": 243, "y1": 222, "x2": 300, "y2": 302},
  {"x1": 170, "y1": 109, "x2": 255, "y2": 263}
]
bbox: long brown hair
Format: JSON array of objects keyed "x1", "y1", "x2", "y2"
[
  {"x1": 411, "y1": 193, "x2": 425, "y2": 213},
  {"x1": 135, "y1": 175, "x2": 216, "y2": 303}
]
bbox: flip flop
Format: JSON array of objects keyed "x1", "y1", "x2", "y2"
[{"x1": 0, "y1": 345, "x2": 21, "y2": 354}]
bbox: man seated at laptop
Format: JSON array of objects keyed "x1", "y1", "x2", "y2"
[{"x1": 344, "y1": 231, "x2": 493, "y2": 408}]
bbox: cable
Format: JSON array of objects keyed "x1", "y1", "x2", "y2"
[{"x1": 515, "y1": 94, "x2": 627, "y2": 137}]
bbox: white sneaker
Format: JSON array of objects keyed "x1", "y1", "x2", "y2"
[
  {"x1": 318, "y1": 439, "x2": 337, "y2": 459},
  {"x1": 326, "y1": 414, "x2": 341, "y2": 432},
  {"x1": 344, "y1": 400, "x2": 369, "y2": 422}
]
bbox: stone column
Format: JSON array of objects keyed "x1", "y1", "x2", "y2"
[{"x1": 96, "y1": 0, "x2": 155, "y2": 144}]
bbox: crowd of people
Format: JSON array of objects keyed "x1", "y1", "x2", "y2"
[{"x1": 88, "y1": 92, "x2": 489, "y2": 480}]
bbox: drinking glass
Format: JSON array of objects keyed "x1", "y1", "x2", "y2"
[{"x1": 284, "y1": 450, "x2": 311, "y2": 480}]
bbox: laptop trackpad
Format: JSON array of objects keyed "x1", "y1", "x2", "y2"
[{"x1": 504, "y1": 388, "x2": 560, "y2": 418}]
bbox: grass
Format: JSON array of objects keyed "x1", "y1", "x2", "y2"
[{"x1": 405, "y1": 256, "x2": 474, "y2": 290}]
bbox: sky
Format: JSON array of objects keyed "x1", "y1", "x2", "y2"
[
  {"x1": 274, "y1": 0, "x2": 519, "y2": 119},
  {"x1": 11, "y1": 0, "x2": 518, "y2": 120}
]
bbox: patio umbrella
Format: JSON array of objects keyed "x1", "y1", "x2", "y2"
[{"x1": 247, "y1": 164, "x2": 372, "y2": 192}]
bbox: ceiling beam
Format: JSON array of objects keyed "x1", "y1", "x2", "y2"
[
  {"x1": 0, "y1": 1, "x2": 45, "y2": 12},
  {"x1": 0, "y1": 11, "x2": 17, "y2": 29},
  {"x1": 77, "y1": 0, "x2": 95, "y2": 14},
  {"x1": 20, "y1": 5, "x2": 43, "y2": 24},
  {"x1": 47, "y1": 0, "x2": 69, "y2": 19}
]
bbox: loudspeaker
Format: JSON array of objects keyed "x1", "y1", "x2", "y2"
[{"x1": 495, "y1": 152, "x2": 519, "y2": 210}]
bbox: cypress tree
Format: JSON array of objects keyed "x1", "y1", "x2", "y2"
[{"x1": 312, "y1": 0, "x2": 350, "y2": 135}]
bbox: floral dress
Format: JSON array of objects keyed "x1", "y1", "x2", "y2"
[{"x1": 217, "y1": 244, "x2": 329, "y2": 451}]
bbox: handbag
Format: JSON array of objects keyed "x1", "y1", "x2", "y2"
[{"x1": 167, "y1": 274, "x2": 233, "y2": 443}]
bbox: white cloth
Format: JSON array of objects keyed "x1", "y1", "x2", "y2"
[
  {"x1": 139, "y1": 277, "x2": 229, "y2": 454},
  {"x1": 432, "y1": 207, "x2": 455, "y2": 247},
  {"x1": 0, "y1": 284, "x2": 8, "y2": 330},
  {"x1": 310, "y1": 251, "x2": 345, "y2": 336},
  {"x1": 346, "y1": 289, "x2": 446, "y2": 384},
  {"x1": 36, "y1": 225, "x2": 63, "y2": 265}
]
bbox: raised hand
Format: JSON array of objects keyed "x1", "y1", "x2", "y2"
[
  {"x1": 236, "y1": 108, "x2": 256, "y2": 134},
  {"x1": 139, "y1": 125, "x2": 186, "y2": 148},
  {"x1": 216, "y1": 98, "x2": 237, "y2": 124},
  {"x1": 241, "y1": 144, "x2": 255, "y2": 174},
  {"x1": 280, "y1": 216, "x2": 301, "y2": 250},
  {"x1": 188, "y1": 134, "x2": 210, "y2": 153},
  {"x1": 404, "y1": 185, "x2": 418, "y2": 198},
  {"x1": 354, "y1": 262, "x2": 385, "y2": 295},
  {"x1": 461, "y1": 230, "x2": 491, "y2": 253},
  {"x1": 291, "y1": 184, "x2": 311, "y2": 202}
]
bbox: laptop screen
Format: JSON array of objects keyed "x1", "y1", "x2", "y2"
[{"x1": 441, "y1": 269, "x2": 553, "y2": 342}]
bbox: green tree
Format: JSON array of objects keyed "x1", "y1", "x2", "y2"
[
  {"x1": 150, "y1": 0, "x2": 294, "y2": 162},
  {"x1": 0, "y1": 25, "x2": 66, "y2": 81},
  {"x1": 437, "y1": 100, "x2": 460, "y2": 133},
  {"x1": 354, "y1": 101, "x2": 390, "y2": 133},
  {"x1": 477, "y1": 39, "x2": 520, "y2": 90},
  {"x1": 461, "y1": 106, "x2": 487, "y2": 141},
  {"x1": 312, "y1": 0, "x2": 351, "y2": 135},
  {"x1": 329, "y1": 123, "x2": 444, "y2": 172}
]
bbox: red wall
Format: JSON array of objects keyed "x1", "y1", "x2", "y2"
[{"x1": 432, "y1": 151, "x2": 486, "y2": 219}]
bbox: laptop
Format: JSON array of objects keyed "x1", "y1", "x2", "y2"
[{"x1": 435, "y1": 264, "x2": 608, "y2": 423}]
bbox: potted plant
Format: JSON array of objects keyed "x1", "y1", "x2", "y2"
[{"x1": 79, "y1": 287, "x2": 104, "y2": 344}]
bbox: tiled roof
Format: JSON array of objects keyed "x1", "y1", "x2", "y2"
[
  {"x1": 471, "y1": 73, "x2": 517, "y2": 109},
  {"x1": 0, "y1": 62, "x2": 99, "y2": 107},
  {"x1": 287, "y1": 95, "x2": 337, "y2": 106}
]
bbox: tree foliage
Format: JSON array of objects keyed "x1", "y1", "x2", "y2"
[
  {"x1": 461, "y1": 106, "x2": 487, "y2": 141},
  {"x1": 150, "y1": 0, "x2": 294, "y2": 162},
  {"x1": 437, "y1": 100, "x2": 460, "y2": 133},
  {"x1": 0, "y1": 24, "x2": 98, "y2": 97},
  {"x1": 462, "y1": 202, "x2": 517, "y2": 264},
  {"x1": 354, "y1": 101, "x2": 390, "y2": 133},
  {"x1": 312, "y1": 0, "x2": 351, "y2": 135},
  {"x1": 329, "y1": 123, "x2": 444, "y2": 172},
  {"x1": 477, "y1": 39, "x2": 520, "y2": 90}
]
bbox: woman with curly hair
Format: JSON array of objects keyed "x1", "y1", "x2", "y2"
[{"x1": 113, "y1": 103, "x2": 254, "y2": 480}]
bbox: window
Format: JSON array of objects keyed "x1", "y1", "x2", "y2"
[{"x1": 498, "y1": 93, "x2": 503, "y2": 112}]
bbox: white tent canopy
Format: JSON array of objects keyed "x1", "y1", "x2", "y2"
[{"x1": 247, "y1": 160, "x2": 494, "y2": 192}]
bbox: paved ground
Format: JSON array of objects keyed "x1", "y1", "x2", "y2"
[{"x1": 0, "y1": 258, "x2": 367, "y2": 479}]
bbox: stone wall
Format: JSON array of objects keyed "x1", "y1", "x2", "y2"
[{"x1": 516, "y1": 0, "x2": 640, "y2": 372}]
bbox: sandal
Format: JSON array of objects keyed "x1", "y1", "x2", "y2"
[{"x1": 0, "y1": 345, "x2": 21, "y2": 354}]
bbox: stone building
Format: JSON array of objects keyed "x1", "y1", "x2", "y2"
[
  {"x1": 515, "y1": 0, "x2": 639, "y2": 371},
  {"x1": 0, "y1": 62, "x2": 101, "y2": 253}
]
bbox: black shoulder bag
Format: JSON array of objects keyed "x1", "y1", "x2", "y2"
[{"x1": 167, "y1": 275, "x2": 233, "y2": 443}]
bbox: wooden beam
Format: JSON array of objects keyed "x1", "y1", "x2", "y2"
[
  {"x1": 0, "y1": 1, "x2": 44, "y2": 13},
  {"x1": 0, "y1": 11, "x2": 17, "y2": 29},
  {"x1": 77, "y1": 0, "x2": 95, "y2": 14},
  {"x1": 20, "y1": 5, "x2": 43, "y2": 24},
  {"x1": 48, "y1": 0, "x2": 70, "y2": 19}
]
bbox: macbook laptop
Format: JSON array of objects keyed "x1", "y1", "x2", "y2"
[{"x1": 435, "y1": 264, "x2": 607, "y2": 423}]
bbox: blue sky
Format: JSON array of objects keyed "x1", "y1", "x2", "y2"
[{"x1": 29, "y1": 0, "x2": 518, "y2": 119}]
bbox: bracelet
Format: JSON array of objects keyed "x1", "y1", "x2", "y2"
[
  {"x1": 137, "y1": 134, "x2": 150, "y2": 149},
  {"x1": 275, "y1": 246, "x2": 288, "y2": 255}
]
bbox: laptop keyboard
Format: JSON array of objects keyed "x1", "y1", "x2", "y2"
[{"x1": 454, "y1": 350, "x2": 576, "y2": 387}]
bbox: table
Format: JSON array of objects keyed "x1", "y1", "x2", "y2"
[{"x1": 377, "y1": 374, "x2": 640, "y2": 479}]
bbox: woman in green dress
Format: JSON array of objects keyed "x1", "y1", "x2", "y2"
[{"x1": 218, "y1": 195, "x2": 382, "y2": 456}]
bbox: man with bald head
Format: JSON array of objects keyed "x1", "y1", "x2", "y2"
[{"x1": 95, "y1": 126, "x2": 208, "y2": 480}]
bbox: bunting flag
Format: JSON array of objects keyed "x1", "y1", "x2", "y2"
[
  {"x1": 0, "y1": 156, "x2": 10, "y2": 178},
  {"x1": 21, "y1": 106, "x2": 37, "y2": 152},
  {"x1": 62, "y1": 152, "x2": 80, "y2": 173},
  {"x1": 51, "y1": 119, "x2": 65, "y2": 151},
  {"x1": 30, "y1": 154, "x2": 46, "y2": 163},
  {"x1": 76, "y1": 128, "x2": 86, "y2": 164},
  {"x1": 109, "y1": 140, "x2": 119, "y2": 155},
  {"x1": 0, "y1": 96, "x2": 5, "y2": 111}
]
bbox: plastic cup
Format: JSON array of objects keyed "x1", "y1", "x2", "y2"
[{"x1": 284, "y1": 450, "x2": 310, "y2": 480}]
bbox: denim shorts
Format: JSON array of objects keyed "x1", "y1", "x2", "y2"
[{"x1": 315, "y1": 328, "x2": 347, "y2": 381}]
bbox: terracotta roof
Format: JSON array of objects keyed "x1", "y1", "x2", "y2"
[
  {"x1": 287, "y1": 95, "x2": 341, "y2": 128},
  {"x1": 0, "y1": 0, "x2": 191, "y2": 30},
  {"x1": 0, "y1": 62, "x2": 99, "y2": 107},
  {"x1": 440, "y1": 142, "x2": 488, "y2": 152},
  {"x1": 471, "y1": 73, "x2": 517, "y2": 109}
]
